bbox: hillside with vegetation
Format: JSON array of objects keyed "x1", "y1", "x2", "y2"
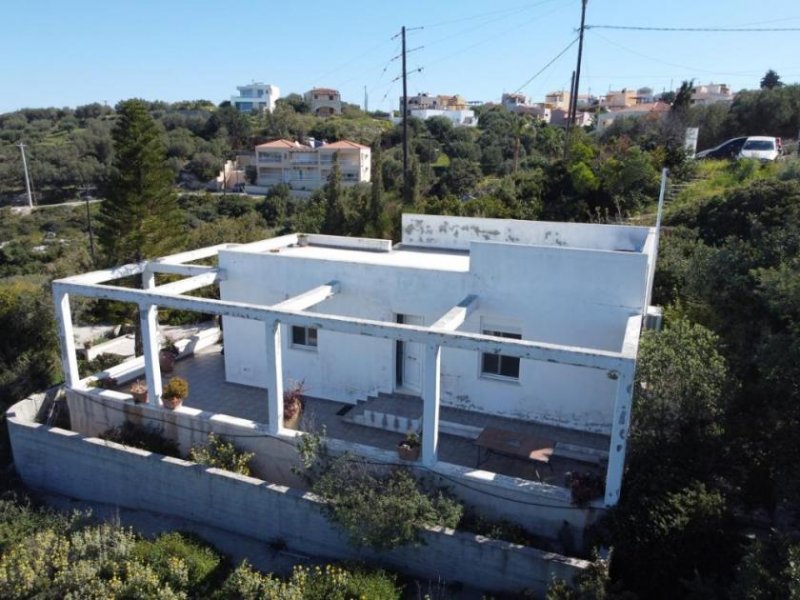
[{"x1": 1, "y1": 81, "x2": 800, "y2": 598}]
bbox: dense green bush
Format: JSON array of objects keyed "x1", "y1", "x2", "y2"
[
  {"x1": 213, "y1": 561, "x2": 401, "y2": 600},
  {"x1": 189, "y1": 433, "x2": 254, "y2": 476},
  {"x1": 132, "y1": 531, "x2": 226, "y2": 597},
  {"x1": 0, "y1": 498, "x2": 404, "y2": 599},
  {"x1": 296, "y1": 431, "x2": 462, "y2": 550}
]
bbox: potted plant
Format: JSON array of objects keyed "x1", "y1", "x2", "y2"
[
  {"x1": 130, "y1": 379, "x2": 148, "y2": 404},
  {"x1": 283, "y1": 380, "x2": 306, "y2": 429},
  {"x1": 98, "y1": 375, "x2": 118, "y2": 390},
  {"x1": 397, "y1": 431, "x2": 421, "y2": 461},
  {"x1": 162, "y1": 376, "x2": 189, "y2": 410},
  {"x1": 159, "y1": 340, "x2": 179, "y2": 373},
  {"x1": 565, "y1": 471, "x2": 605, "y2": 506}
]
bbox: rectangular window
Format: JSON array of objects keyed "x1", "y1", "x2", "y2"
[
  {"x1": 481, "y1": 329, "x2": 521, "y2": 379},
  {"x1": 292, "y1": 326, "x2": 318, "y2": 349}
]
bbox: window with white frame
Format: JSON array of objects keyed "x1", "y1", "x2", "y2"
[
  {"x1": 481, "y1": 328, "x2": 521, "y2": 379},
  {"x1": 291, "y1": 326, "x2": 318, "y2": 349}
]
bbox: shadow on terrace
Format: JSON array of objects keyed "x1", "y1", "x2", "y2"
[{"x1": 115, "y1": 344, "x2": 609, "y2": 489}]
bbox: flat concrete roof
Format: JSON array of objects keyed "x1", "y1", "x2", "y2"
[{"x1": 272, "y1": 244, "x2": 471, "y2": 272}]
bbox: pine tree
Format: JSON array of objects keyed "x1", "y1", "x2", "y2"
[
  {"x1": 367, "y1": 141, "x2": 384, "y2": 235},
  {"x1": 760, "y1": 69, "x2": 783, "y2": 90},
  {"x1": 98, "y1": 99, "x2": 185, "y2": 265}
]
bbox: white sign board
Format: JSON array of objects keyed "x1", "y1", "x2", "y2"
[{"x1": 685, "y1": 127, "x2": 700, "y2": 157}]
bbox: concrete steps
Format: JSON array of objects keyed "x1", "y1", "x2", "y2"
[
  {"x1": 344, "y1": 391, "x2": 610, "y2": 465},
  {"x1": 347, "y1": 392, "x2": 422, "y2": 434}
]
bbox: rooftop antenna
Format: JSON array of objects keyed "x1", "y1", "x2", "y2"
[{"x1": 17, "y1": 142, "x2": 34, "y2": 208}]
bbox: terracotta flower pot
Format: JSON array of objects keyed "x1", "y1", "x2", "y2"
[
  {"x1": 162, "y1": 396, "x2": 183, "y2": 410},
  {"x1": 131, "y1": 388, "x2": 148, "y2": 404},
  {"x1": 397, "y1": 443, "x2": 420, "y2": 461},
  {"x1": 159, "y1": 351, "x2": 176, "y2": 373}
]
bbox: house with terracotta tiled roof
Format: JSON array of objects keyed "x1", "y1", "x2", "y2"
[
  {"x1": 304, "y1": 88, "x2": 342, "y2": 116},
  {"x1": 254, "y1": 138, "x2": 370, "y2": 192}
]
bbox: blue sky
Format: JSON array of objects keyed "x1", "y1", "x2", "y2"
[{"x1": 2, "y1": 0, "x2": 799, "y2": 114}]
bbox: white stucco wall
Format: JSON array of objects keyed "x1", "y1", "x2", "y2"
[
  {"x1": 218, "y1": 231, "x2": 647, "y2": 433},
  {"x1": 8, "y1": 397, "x2": 589, "y2": 596},
  {"x1": 62, "y1": 388, "x2": 595, "y2": 541},
  {"x1": 401, "y1": 214, "x2": 652, "y2": 253}
]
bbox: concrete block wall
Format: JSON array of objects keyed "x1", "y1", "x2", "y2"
[
  {"x1": 9, "y1": 396, "x2": 589, "y2": 596},
  {"x1": 65, "y1": 389, "x2": 597, "y2": 542}
]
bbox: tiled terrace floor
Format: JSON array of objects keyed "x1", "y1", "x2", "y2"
[{"x1": 131, "y1": 345, "x2": 608, "y2": 486}]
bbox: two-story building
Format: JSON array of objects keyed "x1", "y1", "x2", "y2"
[
  {"x1": 304, "y1": 88, "x2": 342, "y2": 116},
  {"x1": 691, "y1": 82, "x2": 734, "y2": 106},
  {"x1": 254, "y1": 139, "x2": 370, "y2": 191},
  {"x1": 231, "y1": 82, "x2": 280, "y2": 113}
]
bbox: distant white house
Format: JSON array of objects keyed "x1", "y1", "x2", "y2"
[
  {"x1": 252, "y1": 139, "x2": 370, "y2": 192},
  {"x1": 501, "y1": 93, "x2": 553, "y2": 123},
  {"x1": 402, "y1": 93, "x2": 469, "y2": 113},
  {"x1": 392, "y1": 108, "x2": 477, "y2": 127},
  {"x1": 231, "y1": 83, "x2": 280, "y2": 113},
  {"x1": 691, "y1": 83, "x2": 734, "y2": 106},
  {"x1": 394, "y1": 93, "x2": 476, "y2": 126}
]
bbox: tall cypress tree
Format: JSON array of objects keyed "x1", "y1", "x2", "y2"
[
  {"x1": 98, "y1": 99, "x2": 184, "y2": 265},
  {"x1": 368, "y1": 140, "x2": 384, "y2": 235},
  {"x1": 322, "y1": 152, "x2": 344, "y2": 235}
]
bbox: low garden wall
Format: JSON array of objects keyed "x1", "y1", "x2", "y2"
[
  {"x1": 9, "y1": 395, "x2": 589, "y2": 596},
  {"x1": 66, "y1": 387, "x2": 599, "y2": 545}
]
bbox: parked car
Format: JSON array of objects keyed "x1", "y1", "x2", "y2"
[
  {"x1": 696, "y1": 136, "x2": 781, "y2": 161},
  {"x1": 695, "y1": 137, "x2": 747, "y2": 159},
  {"x1": 739, "y1": 136, "x2": 780, "y2": 161}
]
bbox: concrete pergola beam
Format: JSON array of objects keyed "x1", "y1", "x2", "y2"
[
  {"x1": 153, "y1": 243, "x2": 234, "y2": 265},
  {"x1": 152, "y1": 271, "x2": 224, "y2": 296},
  {"x1": 145, "y1": 263, "x2": 218, "y2": 278},
  {"x1": 52, "y1": 280, "x2": 632, "y2": 372},
  {"x1": 60, "y1": 244, "x2": 233, "y2": 286},
  {"x1": 430, "y1": 294, "x2": 479, "y2": 331},
  {"x1": 59, "y1": 262, "x2": 146, "y2": 285},
  {"x1": 271, "y1": 281, "x2": 341, "y2": 311}
]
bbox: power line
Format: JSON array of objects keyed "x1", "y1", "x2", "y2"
[
  {"x1": 587, "y1": 30, "x2": 770, "y2": 78},
  {"x1": 423, "y1": 1, "x2": 557, "y2": 29},
  {"x1": 423, "y1": 0, "x2": 563, "y2": 49},
  {"x1": 420, "y1": 2, "x2": 570, "y2": 74},
  {"x1": 514, "y1": 36, "x2": 579, "y2": 93},
  {"x1": 585, "y1": 24, "x2": 800, "y2": 32}
]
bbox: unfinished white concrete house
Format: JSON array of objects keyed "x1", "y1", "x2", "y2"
[{"x1": 44, "y1": 213, "x2": 659, "y2": 541}]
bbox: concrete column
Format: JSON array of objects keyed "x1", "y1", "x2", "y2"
[
  {"x1": 421, "y1": 343, "x2": 441, "y2": 467},
  {"x1": 139, "y1": 303, "x2": 163, "y2": 406},
  {"x1": 53, "y1": 289, "x2": 80, "y2": 387},
  {"x1": 141, "y1": 265, "x2": 159, "y2": 342},
  {"x1": 604, "y1": 363, "x2": 636, "y2": 506},
  {"x1": 265, "y1": 319, "x2": 284, "y2": 434}
]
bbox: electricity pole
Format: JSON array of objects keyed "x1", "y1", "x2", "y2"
[
  {"x1": 392, "y1": 25, "x2": 423, "y2": 203},
  {"x1": 565, "y1": 70, "x2": 576, "y2": 143},
  {"x1": 569, "y1": 0, "x2": 588, "y2": 129},
  {"x1": 17, "y1": 142, "x2": 33, "y2": 208},
  {"x1": 401, "y1": 25, "x2": 409, "y2": 203}
]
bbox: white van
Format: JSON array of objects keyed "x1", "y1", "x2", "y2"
[{"x1": 738, "y1": 137, "x2": 780, "y2": 161}]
